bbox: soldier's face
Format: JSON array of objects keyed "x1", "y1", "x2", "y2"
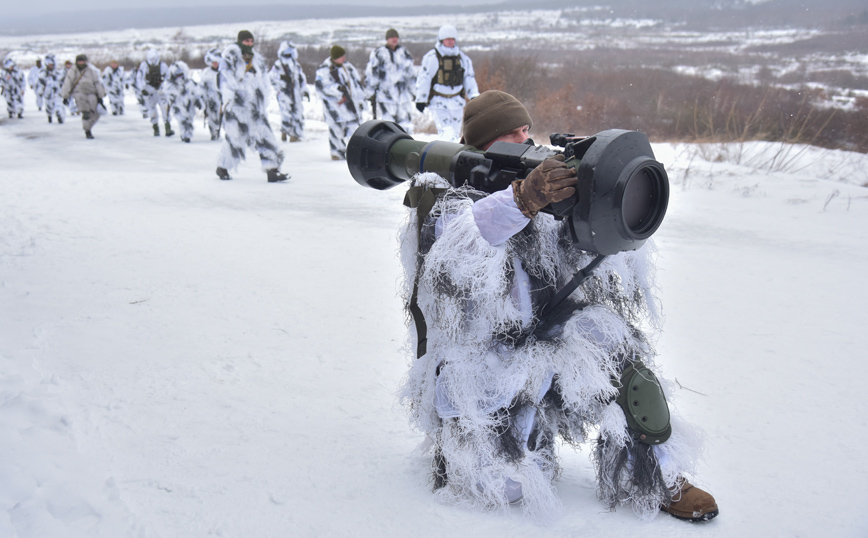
[
  {"x1": 111, "y1": 62, "x2": 118, "y2": 68},
  {"x1": 211, "y1": 61, "x2": 219, "y2": 69},
  {"x1": 386, "y1": 37, "x2": 399, "y2": 48},
  {"x1": 333, "y1": 55, "x2": 346, "y2": 65},
  {"x1": 441, "y1": 38, "x2": 456, "y2": 48},
  {"x1": 242, "y1": 38, "x2": 254, "y2": 47},
  {"x1": 481, "y1": 125, "x2": 530, "y2": 150}
]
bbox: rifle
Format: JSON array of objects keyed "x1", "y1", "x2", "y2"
[{"x1": 330, "y1": 63, "x2": 357, "y2": 116}]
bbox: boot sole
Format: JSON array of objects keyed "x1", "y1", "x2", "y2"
[{"x1": 661, "y1": 506, "x2": 719, "y2": 522}]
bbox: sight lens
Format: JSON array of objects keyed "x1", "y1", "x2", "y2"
[{"x1": 621, "y1": 163, "x2": 667, "y2": 238}]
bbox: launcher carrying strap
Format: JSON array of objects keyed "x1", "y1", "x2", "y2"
[{"x1": 403, "y1": 184, "x2": 447, "y2": 358}]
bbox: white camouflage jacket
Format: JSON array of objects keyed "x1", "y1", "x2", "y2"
[
  {"x1": 364, "y1": 44, "x2": 415, "y2": 103},
  {"x1": 314, "y1": 58, "x2": 366, "y2": 124}
]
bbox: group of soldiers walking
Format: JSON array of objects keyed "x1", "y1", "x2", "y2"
[
  {"x1": 2, "y1": 23, "x2": 479, "y2": 182},
  {"x1": 2, "y1": 53, "x2": 107, "y2": 138},
  {"x1": 315, "y1": 24, "x2": 479, "y2": 160}
]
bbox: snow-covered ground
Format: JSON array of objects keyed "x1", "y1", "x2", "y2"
[{"x1": 2, "y1": 76, "x2": 868, "y2": 537}]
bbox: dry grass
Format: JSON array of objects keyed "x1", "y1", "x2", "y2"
[{"x1": 469, "y1": 50, "x2": 868, "y2": 153}]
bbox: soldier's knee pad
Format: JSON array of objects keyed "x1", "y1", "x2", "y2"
[{"x1": 615, "y1": 359, "x2": 671, "y2": 445}]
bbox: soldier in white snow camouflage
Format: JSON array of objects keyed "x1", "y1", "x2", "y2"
[
  {"x1": 137, "y1": 49, "x2": 174, "y2": 137},
  {"x1": 398, "y1": 90, "x2": 719, "y2": 523},
  {"x1": 365, "y1": 28, "x2": 416, "y2": 133},
  {"x1": 199, "y1": 48, "x2": 223, "y2": 140},
  {"x1": 102, "y1": 60, "x2": 126, "y2": 115},
  {"x1": 414, "y1": 25, "x2": 479, "y2": 142},
  {"x1": 125, "y1": 67, "x2": 147, "y2": 118},
  {"x1": 28, "y1": 59, "x2": 43, "y2": 111},
  {"x1": 35, "y1": 54, "x2": 66, "y2": 124},
  {"x1": 268, "y1": 40, "x2": 308, "y2": 143},
  {"x1": 2, "y1": 57, "x2": 27, "y2": 119},
  {"x1": 165, "y1": 61, "x2": 202, "y2": 143},
  {"x1": 314, "y1": 45, "x2": 367, "y2": 160},
  {"x1": 215, "y1": 30, "x2": 288, "y2": 182}
]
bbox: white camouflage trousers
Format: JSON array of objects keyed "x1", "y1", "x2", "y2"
[
  {"x1": 217, "y1": 105, "x2": 283, "y2": 171},
  {"x1": 144, "y1": 90, "x2": 171, "y2": 125}
]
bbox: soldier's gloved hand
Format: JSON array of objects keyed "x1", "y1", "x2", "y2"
[
  {"x1": 141, "y1": 88, "x2": 149, "y2": 96},
  {"x1": 97, "y1": 97, "x2": 105, "y2": 108},
  {"x1": 62, "y1": 98, "x2": 69, "y2": 106},
  {"x1": 512, "y1": 154, "x2": 577, "y2": 219},
  {"x1": 416, "y1": 102, "x2": 426, "y2": 113}
]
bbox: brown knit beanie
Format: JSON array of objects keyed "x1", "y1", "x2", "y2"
[
  {"x1": 386, "y1": 28, "x2": 399, "y2": 39},
  {"x1": 461, "y1": 90, "x2": 533, "y2": 149},
  {"x1": 330, "y1": 45, "x2": 346, "y2": 60}
]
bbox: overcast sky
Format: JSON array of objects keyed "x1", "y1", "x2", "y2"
[{"x1": 8, "y1": 0, "x2": 505, "y2": 18}]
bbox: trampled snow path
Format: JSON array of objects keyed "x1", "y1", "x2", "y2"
[{"x1": 1, "y1": 91, "x2": 867, "y2": 537}]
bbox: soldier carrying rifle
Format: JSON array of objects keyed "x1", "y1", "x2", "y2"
[
  {"x1": 315, "y1": 45, "x2": 366, "y2": 161},
  {"x1": 269, "y1": 41, "x2": 309, "y2": 143}
]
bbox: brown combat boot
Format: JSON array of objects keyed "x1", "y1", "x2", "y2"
[{"x1": 661, "y1": 478, "x2": 719, "y2": 522}]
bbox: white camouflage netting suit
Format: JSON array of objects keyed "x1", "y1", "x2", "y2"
[
  {"x1": 101, "y1": 64, "x2": 125, "y2": 115},
  {"x1": 399, "y1": 174, "x2": 702, "y2": 522},
  {"x1": 414, "y1": 37, "x2": 479, "y2": 142},
  {"x1": 35, "y1": 55, "x2": 65, "y2": 123},
  {"x1": 165, "y1": 61, "x2": 202, "y2": 142},
  {"x1": 137, "y1": 49, "x2": 171, "y2": 126},
  {"x1": 268, "y1": 41, "x2": 308, "y2": 141},
  {"x1": 365, "y1": 42, "x2": 416, "y2": 133},
  {"x1": 314, "y1": 57, "x2": 367, "y2": 159},
  {"x1": 2, "y1": 58, "x2": 26, "y2": 118},
  {"x1": 217, "y1": 44, "x2": 283, "y2": 172},
  {"x1": 199, "y1": 48, "x2": 223, "y2": 140}
]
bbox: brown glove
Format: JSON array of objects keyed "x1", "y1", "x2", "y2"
[{"x1": 512, "y1": 154, "x2": 578, "y2": 218}]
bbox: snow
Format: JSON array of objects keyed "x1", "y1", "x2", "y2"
[{"x1": 3, "y1": 58, "x2": 868, "y2": 538}]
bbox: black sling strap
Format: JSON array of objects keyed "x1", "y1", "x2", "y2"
[{"x1": 403, "y1": 185, "x2": 447, "y2": 358}]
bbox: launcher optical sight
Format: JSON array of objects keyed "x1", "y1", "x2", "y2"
[{"x1": 346, "y1": 120, "x2": 669, "y2": 255}]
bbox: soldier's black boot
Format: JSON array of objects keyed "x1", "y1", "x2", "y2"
[
  {"x1": 164, "y1": 121, "x2": 174, "y2": 137},
  {"x1": 85, "y1": 130, "x2": 94, "y2": 139},
  {"x1": 153, "y1": 124, "x2": 160, "y2": 136},
  {"x1": 266, "y1": 169, "x2": 289, "y2": 183},
  {"x1": 216, "y1": 167, "x2": 231, "y2": 180}
]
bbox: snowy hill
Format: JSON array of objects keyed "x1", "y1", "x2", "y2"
[{"x1": 2, "y1": 19, "x2": 868, "y2": 538}]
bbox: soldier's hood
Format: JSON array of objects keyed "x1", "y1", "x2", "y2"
[
  {"x1": 44, "y1": 54, "x2": 56, "y2": 67},
  {"x1": 278, "y1": 41, "x2": 298, "y2": 61},
  {"x1": 435, "y1": 41, "x2": 460, "y2": 57},
  {"x1": 3, "y1": 57, "x2": 16, "y2": 70},
  {"x1": 169, "y1": 61, "x2": 190, "y2": 81},
  {"x1": 146, "y1": 49, "x2": 160, "y2": 65},
  {"x1": 204, "y1": 48, "x2": 222, "y2": 65}
]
